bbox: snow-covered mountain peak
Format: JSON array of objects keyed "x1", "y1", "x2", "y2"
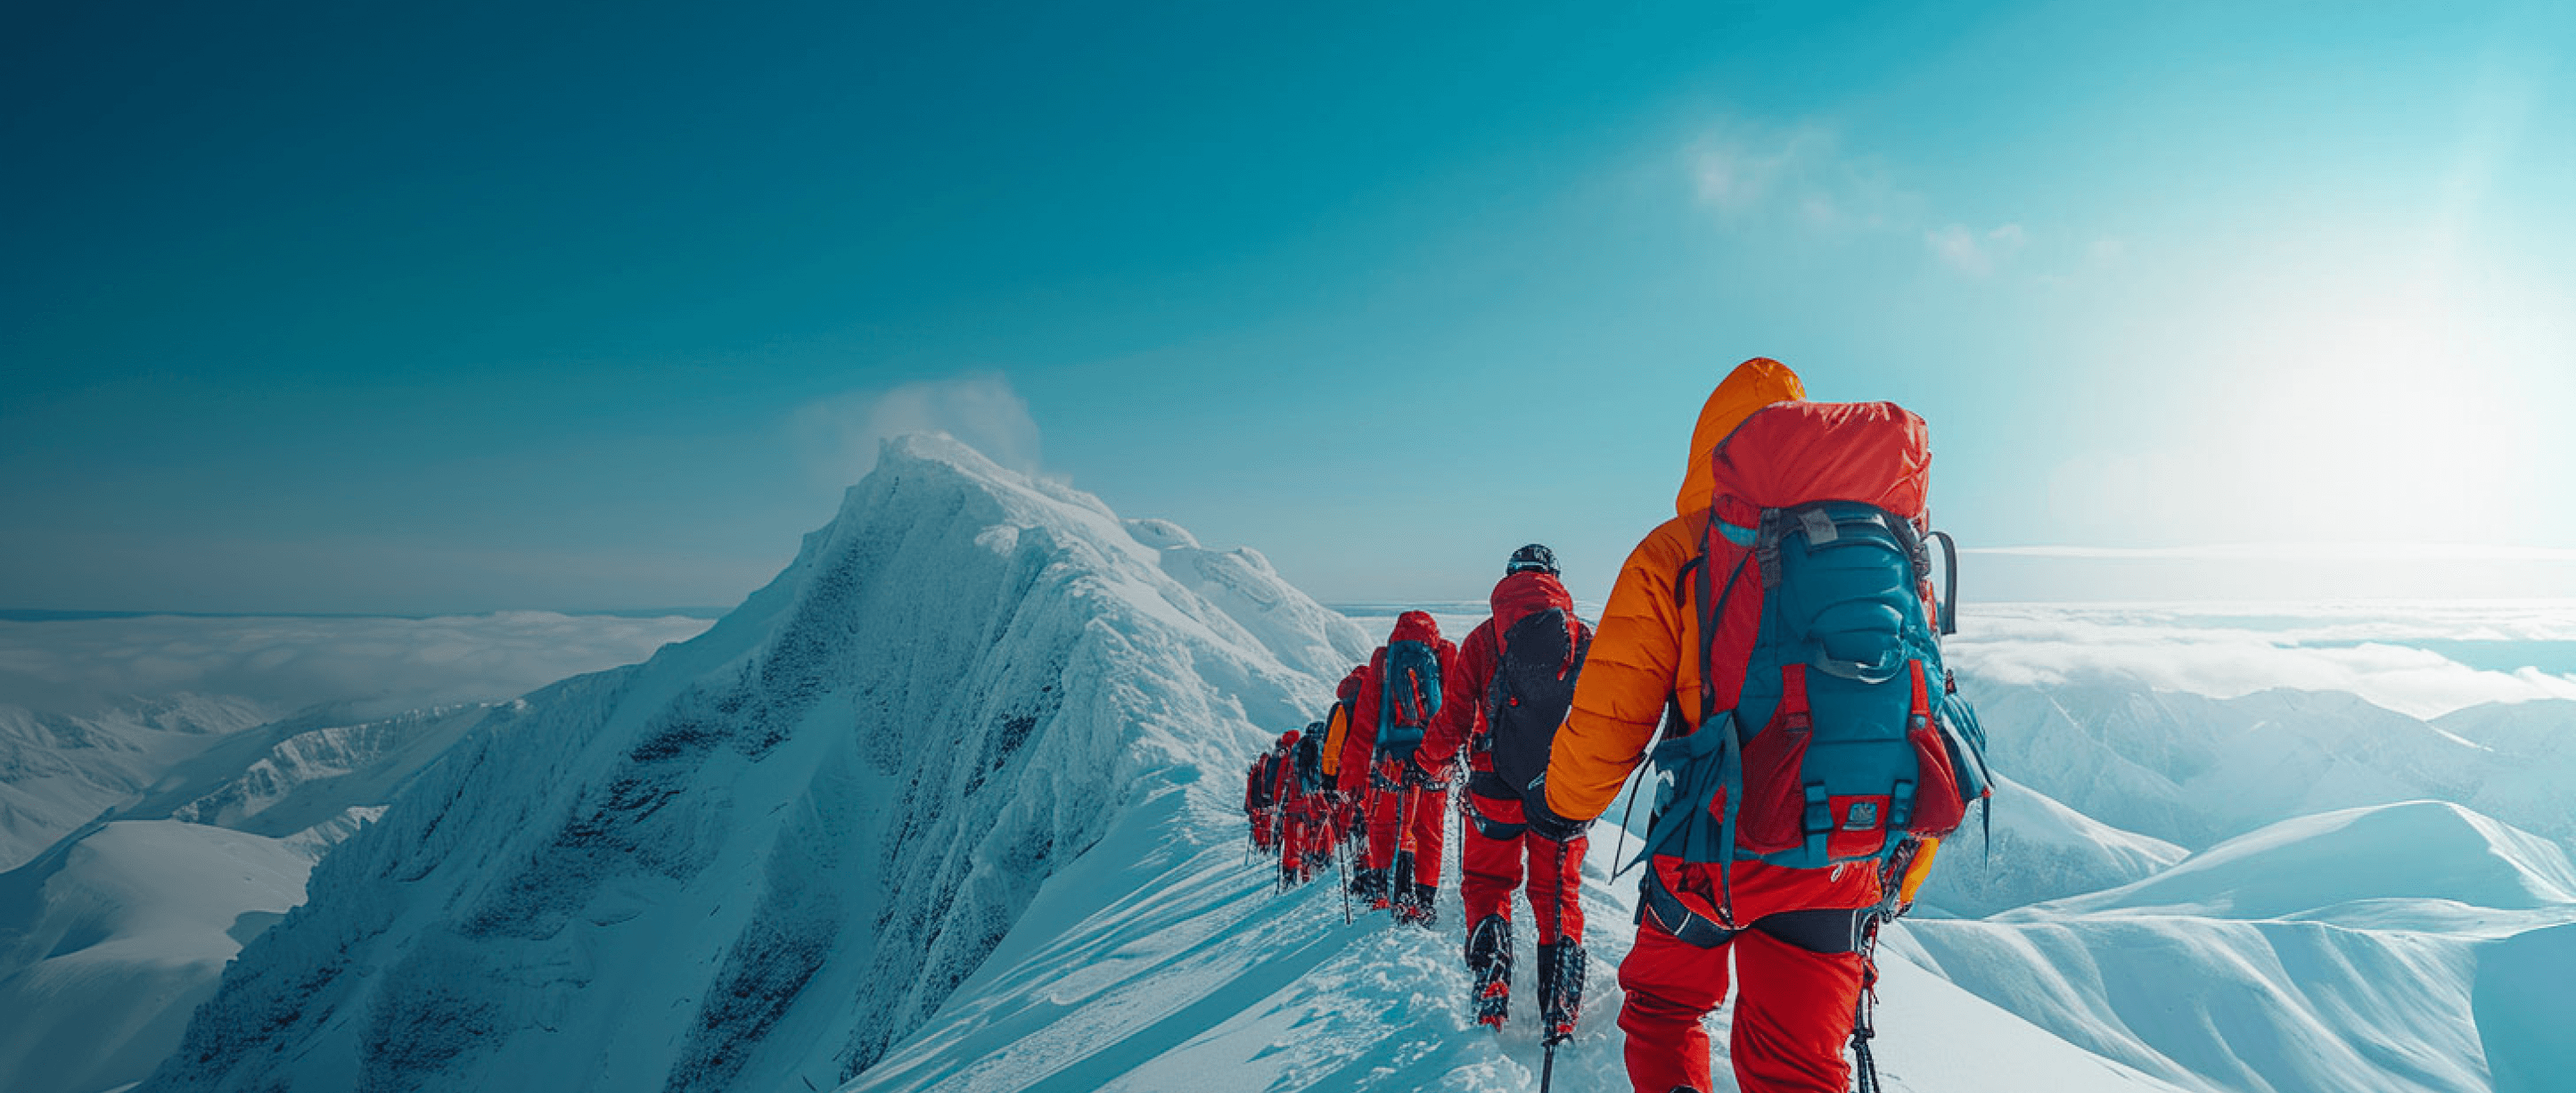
[
  {"x1": 860, "y1": 432, "x2": 1125, "y2": 540},
  {"x1": 139, "y1": 436, "x2": 1350, "y2": 1093}
]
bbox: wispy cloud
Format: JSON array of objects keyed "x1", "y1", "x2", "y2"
[
  {"x1": 1925, "y1": 222, "x2": 2026, "y2": 276},
  {"x1": 1686, "y1": 119, "x2": 1917, "y2": 232},
  {"x1": 791, "y1": 371, "x2": 1044, "y2": 487},
  {"x1": 1684, "y1": 119, "x2": 2026, "y2": 276}
]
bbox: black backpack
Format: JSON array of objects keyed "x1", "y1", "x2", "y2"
[
  {"x1": 1486, "y1": 610, "x2": 1589, "y2": 800},
  {"x1": 1293, "y1": 724, "x2": 1327, "y2": 796},
  {"x1": 1247, "y1": 754, "x2": 1276, "y2": 811}
]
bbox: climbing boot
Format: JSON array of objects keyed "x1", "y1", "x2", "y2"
[
  {"x1": 1536, "y1": 940, "x2": 1587, "y2": 1045},
  {"x1": 1465, "y1": 914, "x2": 1514, "y2": 1028}
]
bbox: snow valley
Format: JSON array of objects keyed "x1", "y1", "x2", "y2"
[{"x1": 1, "y1": 437, "x2": 2570, "y2": 1093}]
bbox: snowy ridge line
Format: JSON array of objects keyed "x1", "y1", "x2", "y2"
[
  {"x1": 137, "y1": 434, "x2": 1356, "y2": 1093},
  {"x1": 0, "y1": 694, "x2": 275, "y2": 871}
]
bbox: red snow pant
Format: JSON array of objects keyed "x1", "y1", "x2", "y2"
[
  {"x1": 1251, "y1": 808, "x2": 1276, "y2": 851},
  {"x1": 1362, "y1": 780, "x2": 1448, "y2": 887},
  {"x1": 1459, "y1": 791, "x2": 1585, "y2": 943},
  {"x1": 1281, "y1": 798, "x2": 1325, "y2": 876},
  {"x1": 1618, "y1": 911, "x2": 1867, "y2": 1093}
]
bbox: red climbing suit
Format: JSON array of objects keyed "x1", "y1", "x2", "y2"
[
  {"x1": 1418, "y1": 570, "x2": 1594, "y2": 946},
  {"x1": 1267, "y1": 729, "x2": 1327, "y2": 883},
  {"x1": 1334, "y1": 611, "x2": 1462, "y2": 894},
  {"x1": 1243, "y1": 752, "x2": 1276, "y2": 851}
]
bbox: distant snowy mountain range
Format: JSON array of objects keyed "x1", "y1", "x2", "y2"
[
  {"x1": 1, "y1": 435, "x2": 2569, "y2": 1093},
  {"x1": 0, "y1": 610, "x2": 714, "y2": 871}
]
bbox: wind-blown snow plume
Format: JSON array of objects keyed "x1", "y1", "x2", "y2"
[{"x1": 792, "y1": 373, "x2": 1046, "y2": 485}]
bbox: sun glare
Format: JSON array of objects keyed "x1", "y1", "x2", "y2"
[{"x1": 2200, "y1": 284, "x2": 2541, "y2": 546}]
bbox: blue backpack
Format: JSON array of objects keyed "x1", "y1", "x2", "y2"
[
  {"x1": 1374, "y1": 639, "x2": 1444, "y2": 761},
  {"x1": 1639, "y1": 401, "x2": 1992, "y2": 926}
]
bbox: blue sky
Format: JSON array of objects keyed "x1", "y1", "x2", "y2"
[{"x1": 5, "y1": 0, "x2": 2572, "y2": 613}]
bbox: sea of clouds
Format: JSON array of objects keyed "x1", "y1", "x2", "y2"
[
  {"x1": 0, "y1": 612, "x2": 716, "y2": 720},
  {"x1": 1946, "y1": 601, "x2": 2576, "y2": 719}
]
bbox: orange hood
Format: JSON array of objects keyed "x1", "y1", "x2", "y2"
[{"x1": 1674, "y1": 357, "x2": 1805, "y2": 517}]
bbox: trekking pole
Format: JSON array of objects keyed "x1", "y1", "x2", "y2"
[
  {"x1": 1540, "y1": 828, "x2": 1576, "y2": 1092},
  {"x1": 1391, "y1": 770, "x2": 1415, "y2": 920},
  {"x1": 1337, "y1": 813, "x2": 1353, "y2": 925}
]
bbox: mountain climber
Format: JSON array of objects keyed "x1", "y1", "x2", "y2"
[
  {"x1": 1276, "y1": 725, "x2": 1333, "y2": 888},
  {"x1": 1245, "y1": 744, "x2": 1279, "y2": 854},
  {"x1": 1416, "y1": 544, "x2": 1594, "y2": 1041},
  {"x1": 1318, "y1": 668, "x2": 1365, "y2": 848},
  {"x1": 1523, "y1": 358, "x2": 1987, "y2": 1093},
  {"x1": 1335, "y1": 611, "x2": 1464, "y2": 925}
]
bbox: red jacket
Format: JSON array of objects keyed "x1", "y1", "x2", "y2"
[
  {"x1": 1420, "y1": 571, "x2": 1592, "y2": 781},
  {"x1": 1334, "y1": 611, "x2": 1464, "y2": 793}
]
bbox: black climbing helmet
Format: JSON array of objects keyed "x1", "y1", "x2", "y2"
[{"x1": 1505, "y1": 544, "x2": 1559, "y2": 576}]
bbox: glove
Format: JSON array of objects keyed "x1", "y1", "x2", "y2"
[{"x1": 1522, "y1": 787, "x2": 1593, "y2": 844}]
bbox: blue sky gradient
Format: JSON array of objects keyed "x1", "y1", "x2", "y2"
[{"x1": 6, "y1": 0, "x2": 2572, "y2": 612}]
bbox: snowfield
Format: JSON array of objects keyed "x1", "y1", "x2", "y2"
[
  {"x1": 2, "y1": 435, "x2": 2569, "y2": 1093},
  {"x1": 1908, "y1": 800, "x2": 2576, "y2": 1093},
  {"x1": 0, "y1": 703, "x2": 495, "y2": 1093}
]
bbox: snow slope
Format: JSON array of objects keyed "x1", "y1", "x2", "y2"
[
  {"x1": 1907, "y1": 801, "x2": 2576, "y2": 1093},
  {"x1": 139, "y1": 435, "x2": 1350, "y2": 1093},
  {"x1": 1126, "y1": 518, "x2": 1374, "y2": 680},
  {"x1": 844, "y1": 786, "x2": 2191, "y2": 1093},
  {"x1": 0, "y1": 703, "x2": 491, "y2": 1093},
  {"x1": 1910, "y1": 775, "x2": 2186, "y2": 920},
  {"x1": 0, "y1": 820, "x2": 327, "y2": 1093}
]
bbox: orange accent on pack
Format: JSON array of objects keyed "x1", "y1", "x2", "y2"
[{"x1": 1899, "y1": 837, "x2": 1942, "y2": 903}]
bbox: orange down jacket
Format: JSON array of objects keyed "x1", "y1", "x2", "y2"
[
  {"x1": 1541, "y1": 357, "x2": 1885, "y2": 925},
  {"x1": 1317, "y1": 668, "x2": 1361, "y2": 781}
]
